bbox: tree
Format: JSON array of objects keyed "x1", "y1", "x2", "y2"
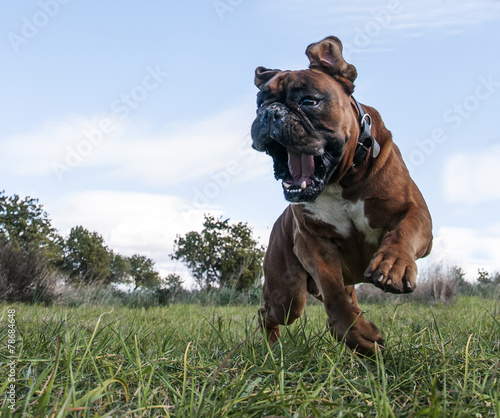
[
  {"x1": 61, "y1": 226, "x2": 113, "y2": 284},
  {"x1": 451, "y1": 265, "x2": 472, "y2": 295},
  {"x1": 0, "y1": 239, "x2": 60, "y2": 304},
  {"x1": 165, "y1": 273, "x2": 183, "y2": 294},
  {"x1": 1, "y1": 192, "x2": 62, "y2": 304},
  {"x1": 108, "y1": 253, "x2": 132, "y2": 285},
  {"x1": 476, "y1": 268, "x2": 497, "y2": 297},
  {"x1": 171, "y1": 214, "x2": 265, "y2": 290},
  {"x1": 128, "y1": 254, "x2": 162, "y2": 289},
  {"x1": 156, "y1": 273, "x2": 185, "y2": 304},
  {"x1": 0, "y1": 191, "x2": 62, "y2": 263}
]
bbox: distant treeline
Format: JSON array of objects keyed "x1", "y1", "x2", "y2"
[{"x1": 0, "y1": 191, "x2": 263, "y2": 305}]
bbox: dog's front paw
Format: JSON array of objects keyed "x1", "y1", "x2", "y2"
[
  {"x1": 336, "y1": 315, "x2": 384, "y2": 356},
  {"x1": 364, "y1": 250, "x2": 417, "y2": 294}
]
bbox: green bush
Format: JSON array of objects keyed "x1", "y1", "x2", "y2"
[{"x1": 0, "y1": 239, "x2": 61, "y2": 304}]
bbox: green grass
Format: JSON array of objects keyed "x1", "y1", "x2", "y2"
[{"x1": 1, "y1": 297, "x2": 499, "y2": 417}]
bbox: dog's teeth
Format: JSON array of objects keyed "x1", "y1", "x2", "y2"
[
  {"x1": 378, "y1": 274, "x2": 384, "y2": 283},
  {"x1": 283, "y1": 182, "x2": 291, "y2": 189},
  {"x1": 301, "y1": 181, "x2": 307, "y2": 190}
]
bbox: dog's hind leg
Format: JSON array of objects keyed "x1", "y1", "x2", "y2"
[
  {"x1": 258, "y1": 266, "x2": 308, "y2": 344},
  {"x1": 258, "y1": 209, "x2": 309, "y2": 344}
]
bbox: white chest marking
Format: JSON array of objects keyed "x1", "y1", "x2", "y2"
[{"x1": 302, "y1": 184, "x2": 383, "y2": 244}]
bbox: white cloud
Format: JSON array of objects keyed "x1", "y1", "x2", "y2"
[
  {"x1": 48, "y1": 190, "x2": 217, "y2": 283},
  {"x1": 101, "y1": 103, "x2": 258, "y2": 184},
  {"x1": 0, "y1": 100, "x2": 268, "y2": 186},
  {"x1": 443, "y1": 144, "x2": 500, "y2": 204},
  {"x1": 0, "y1": 115, "x2": 126, "y2": 177},
  {"x1": 389, "y1": 1, "x2": 500, "y2": 31},
  {"x1": 423, "y1": 224, "x2": 500, "y2": 278},
  {"x1": 260, "y1": 0, "x2": 500, "y2": 42}
]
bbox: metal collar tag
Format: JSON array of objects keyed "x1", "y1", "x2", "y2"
[
  {"x1": 352, "y1": 97, "x2": 381, "y2": 162},
  {"x1": 359, "y1": 113, "x2": 380, "y2": 158}
]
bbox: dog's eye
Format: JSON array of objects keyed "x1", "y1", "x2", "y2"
[{"x1": 299, "y1": 98, "x2": 319, "y2": 107}]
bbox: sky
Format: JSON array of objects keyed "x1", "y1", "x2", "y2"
[{"x1": 1, "y1": 0, "x2": 500, "y2": 287}]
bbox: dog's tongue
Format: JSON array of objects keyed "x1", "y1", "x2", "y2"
[{"x1": 287, "y1": 151, "x2": 315, "y2": 187}]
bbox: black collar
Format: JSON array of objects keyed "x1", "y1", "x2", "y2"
[{"x1": 351, "y1": 96, "x2": 380, "y2": 166}]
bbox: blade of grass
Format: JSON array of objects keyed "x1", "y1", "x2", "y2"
[
  {"x1": 35, "y1": 336, "x2": 61, "y2": 414},
  {"x1": 74, "y1": 308, "x2": 114, "y2": 377},
  {"x1": 181, "y1": 342, "x2": 191, "y2": 408},
  {"x1": 74, "y1": 377, "x2": 129, "y2": 407},
  {"x1": 463, "y1": 333, "x2": 474, "y2": 395}
]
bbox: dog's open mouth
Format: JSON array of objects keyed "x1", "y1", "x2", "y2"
[{"x1": 264, "y1": 141, "x2": 338, "y2": 202}]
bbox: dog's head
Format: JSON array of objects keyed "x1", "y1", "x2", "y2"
[{"x1": 251, "y1": 36, "x2": 361, "y2": 203}]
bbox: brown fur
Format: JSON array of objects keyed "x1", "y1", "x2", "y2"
[{"x1": 253, "y1": 37, "x2": 432, "y2": 356}]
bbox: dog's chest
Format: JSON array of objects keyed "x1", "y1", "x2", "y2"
[{"x1": 302, "y1": 184, "x2": 382, "y2": 244}]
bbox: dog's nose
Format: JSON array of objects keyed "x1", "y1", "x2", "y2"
[
  {"x1": 263, "y1": 108, "x2": 282, "y2": 120},
  {"x1": 261, "y1": 104, "x2": 285, "y2": 123}
]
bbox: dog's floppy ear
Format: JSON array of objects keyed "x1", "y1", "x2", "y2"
[
  {"x1": 254, "y1": 66, "x2": 281, "y2": 90},
  {"x1": 305, "y1": 36, "x2": 357, "y2": 93}
]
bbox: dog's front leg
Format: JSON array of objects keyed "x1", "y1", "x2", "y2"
[
  {"x1": 365, "y1": 203, "x2": 433, "y2": 294},
  {"x1": 294, "y1": 233, "x2": 384, "y2": 356}
]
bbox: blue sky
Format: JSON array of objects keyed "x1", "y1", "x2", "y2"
[{"x1": 1, "y1": 0, "x2": 500, "y2": 286}]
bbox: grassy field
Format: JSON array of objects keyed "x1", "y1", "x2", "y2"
[{"x1": 1, "y1": 297, "x2": 499, "y2": 417}]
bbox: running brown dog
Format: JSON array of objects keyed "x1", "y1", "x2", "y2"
[{"x1": 251, "y1": 36, "x2": 433, "y2": 355}]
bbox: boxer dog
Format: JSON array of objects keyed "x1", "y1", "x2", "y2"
[{"x1": 251, "y1": 36, "x2": 432, "y2": 356}]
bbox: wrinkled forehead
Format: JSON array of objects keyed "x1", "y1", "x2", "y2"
[{"x1": 262, "y1": 69, "x2": 342, "y2": 97}]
